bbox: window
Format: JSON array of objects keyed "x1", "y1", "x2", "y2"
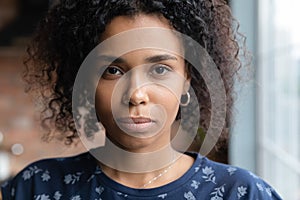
[
  {"x1": 231, "y1": 0, "x2": 299, "y2": 199},
  {"x1": 258, "y1": 0, "x2": 300, "y2": 199}
]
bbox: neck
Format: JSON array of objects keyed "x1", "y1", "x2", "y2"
[
  {"x1": 100, "y1": 155, "x2": 177, "y2": 188},
  {"x1": 91, "y1": 138, "x2": 178, "y2": 173},
  {"x1": 91, "y1": 139, "x2": 195, "y2": 188},
  {"x1": 98, "y1": 150, "x2": 195, "y2": 189}
]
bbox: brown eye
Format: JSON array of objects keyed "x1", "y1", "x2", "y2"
[
  {"x1": 102, "y1": 66, "x2": 123, "y2": 80},
  {"x1": 106, "y1": 66, "x2": 122, "y2": 75}
]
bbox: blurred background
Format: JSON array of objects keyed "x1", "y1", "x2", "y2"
[
  {"x1": 230, "y1": 1, "x2": 300, "y2": 199},
  {"x1": 0, "y1": 0, "x2": 85, "y2": 186},
  {"x1": 0, "y1": 0, "x2": 299, "y2": 199}
]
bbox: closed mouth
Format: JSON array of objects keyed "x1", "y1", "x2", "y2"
[
  {"x1": 116, "y1": 117, "x2": 156, "y2": 133},
  {"x1": 117, "y1": 117, "x2": 154, "y2": 124}
]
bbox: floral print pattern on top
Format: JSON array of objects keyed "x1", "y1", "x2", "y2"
[{"x1": 1, "y1": 151, "x2": 283, "y2": 200}]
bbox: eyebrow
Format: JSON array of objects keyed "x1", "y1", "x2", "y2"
[
  {"x1": 97, "y1": 54, "x2": 178, "y2": 64},
  {"x1": 97, "y1": 55, "x2": 125, "y2": 63},
  {"x1": 145, "y1": 54, "x2": 178, "y2": 63}
]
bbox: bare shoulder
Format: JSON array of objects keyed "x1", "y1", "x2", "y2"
[{"x1": 0, "y1": 190, "x2": 2, "y2": 200}]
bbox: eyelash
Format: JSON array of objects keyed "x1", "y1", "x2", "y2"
[
  {"x1": 105, "y1": 66, "x2": 123, "y2": 75},
  {"x1": 102, "y1": 66, "x2": 124, "y2": 79}
]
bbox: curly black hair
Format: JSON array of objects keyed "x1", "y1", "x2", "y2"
[{"x1": 24, "y1": 0, "x2": 246, "y2": 161}]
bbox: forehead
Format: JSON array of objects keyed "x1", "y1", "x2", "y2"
[
  {"x1": 101, "y1": 14, "x2": 174, "y2": 40},
  {"x1": 99, "y1": 14, "x2": 184, "y2": 57}
]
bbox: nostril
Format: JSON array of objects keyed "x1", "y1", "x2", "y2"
[
  {"x1": 122, "y1": 87, "x2": 149, "y2": 106},
  {"x1": 129, "y1": 99, "x2": 146, "y2": 106}
]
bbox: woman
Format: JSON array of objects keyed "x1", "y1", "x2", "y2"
[{"x1": 1, "y1": 0, "x2": 282, "y2": 199}]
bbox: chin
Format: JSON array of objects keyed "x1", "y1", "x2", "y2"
[{"x1": 108, "y1": 133, "x2": 164, "y2": 152}]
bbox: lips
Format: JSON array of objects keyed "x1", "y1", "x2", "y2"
[
  {"x1": 118, "y1": 117, "x2": 152, "y2": 123},
  {"x1": 116, "y1": 117, "x2": 156, "y2": 133}
]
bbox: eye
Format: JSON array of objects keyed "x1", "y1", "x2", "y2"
[
  {"x1": 106, "y1": 66, "x2": 122, "y2": 75},
  {"x1": 102, "y1": 66, "x2": 123, "y2": 79},
  {"x1": 151, "y1": 65, "x2": 172, "y2": 76}
]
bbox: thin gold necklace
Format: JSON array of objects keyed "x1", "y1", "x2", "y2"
[{"x1": 141, "y1": 153, "x2": 177, "y2": 188}]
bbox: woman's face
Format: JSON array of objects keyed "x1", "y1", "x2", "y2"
[{"x1": 95, "y1": 14, "x2": 190, "y2": 152}]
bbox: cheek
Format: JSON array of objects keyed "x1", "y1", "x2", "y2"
[
  {"x1": 153, "y1": 88, "x2": 180, "y2": 120},
  {"x1": 95, "y1": 85, "x2": 113, "y2": 117}
]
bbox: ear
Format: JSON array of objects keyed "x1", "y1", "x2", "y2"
[
  {"x1": 183, "y1": 63, "x2": 191, "y2": 94},
  {"x1": 183, "y1": 78, "x2": 191, "y2": 94}
]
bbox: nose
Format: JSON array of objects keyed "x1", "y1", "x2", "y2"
[
  {"x1": 122, "y1": 69, "x2": 149, "y2": 106},
  {"x1": 128, "y1": 88, "x2": 149, "y2": 106}
]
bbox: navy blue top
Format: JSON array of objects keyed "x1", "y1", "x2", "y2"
[{"x1": 1, "y1": 151, "x2": 282, "y2": 200}]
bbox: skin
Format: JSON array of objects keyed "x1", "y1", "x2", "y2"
[{"x1": 95, "y1": 14, "x2": 195, "y2": 188}]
